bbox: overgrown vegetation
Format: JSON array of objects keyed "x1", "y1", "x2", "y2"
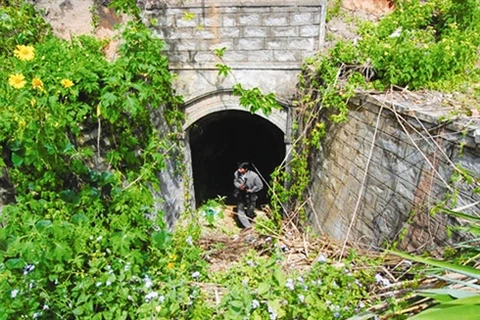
[
  {"x1": 271, "y1": 0, "x2": 480, "y2": 224},
  {"x1": 267, "y1": 0, "x2": 480, "y2": 318},
  {"x1": 0, "y1": 0, "x2": 479, "y2": 319}
]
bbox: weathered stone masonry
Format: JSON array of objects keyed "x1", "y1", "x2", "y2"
[
  {"x1": 4, "y1": 1, "x2": 477, "y2": 246},
  {"x1": 309, "y1": 94, "x2": 480, "y2": 252},
  {"x1": 143, "y1": 0, "x2": 326, "y2": 101}
]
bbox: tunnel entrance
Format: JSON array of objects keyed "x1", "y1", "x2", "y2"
[{"x1": 188, "y1": 110, "x2": 286, "y2": 207}]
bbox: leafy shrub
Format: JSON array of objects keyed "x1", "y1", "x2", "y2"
[{"x1": 0, "y1": 2, "x2": 193, "y2": 318}]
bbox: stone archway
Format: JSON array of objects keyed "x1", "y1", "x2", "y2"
[{"x1": 182, "y1": 90, "x2": 291, "y2": 207}]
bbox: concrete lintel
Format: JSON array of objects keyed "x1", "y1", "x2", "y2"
[
  {"x1": 172, "y1": 68, "x2": 300, "y2": 103},
  {"x1": 169, "y1": 62, "x2": 303, "y2": 70},
  {"x1": 182, "y1": 90, "x2": 289, "y2": 138}
]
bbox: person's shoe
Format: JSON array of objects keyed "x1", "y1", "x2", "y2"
[{"x1": 241, "y1": 226, "x2": 252, "y2": 233}]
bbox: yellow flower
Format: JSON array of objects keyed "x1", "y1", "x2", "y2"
[
  {"x1": 32, "y1": 77, "x2": 44, "y2": 90},
  {"x1": 8, "y1": 73, "x2": 26, "y2": 89},
  {"x1": 169, "y1": 254, "x2": 177, "y2": 261},
  {"x1": 61, "y1": 79, "x2": 74, "y2": 88},
  {"x1": 167, "y1": 262, "x2": 175, "y2": 270},
  {"x1": 180, "y1": 264, "x2": 186, "y2": 270},
  {"x1": 14, "y1": 45, "x2": 35, "y2": 61}
]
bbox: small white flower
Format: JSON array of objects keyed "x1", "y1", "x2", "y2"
[
  {"x1": 268, "y1": 305, "x2": 277, "y2": 320},
  {"x1": 11, "y1": 289, "x2": 19, "y2": 298},
  {"x1": 298, "y1": 294, "x2": 305, "y2": 303},
  {"x1": 192, "y1": 271, "x2": 200, "y2": 279},
  {"x1": 246, "y1": 260, "x2": 255, "y2": 267},
  {"x1": 334, "y1": 311, "x2": 340, "y2": 318},
  {"x1": 159, "y1": 295, "x2": 165, "y2": 303},
  {"x1": 106, "y1": 281, "x2": 112, "y2": 286},
  {"x1": 124, "y1": 262, "x2": 131, "y2": 272},
  {"x1": 144, "y1": 276, "x2": 153, "y2": 288},
  {"x1": 186, "y1": 236, "x2": 193, "y2": 246},
  {"x1": 297, "y1": 276, "x2": 304, "y2": 283},
  {"x1": 97, "y1": 292, "x2": 102, "y2": 296},
  {"x1": 317, "y1": 253, "x2": 327, "y2": 263},
  {"x1": 286, "y1": 278, "x2": 295, "y2": 291},
  {"x1": 43, "y1": 305, "x2": 49, "y2": 310},
  {"x1": 96, "y1": 236, "x2": 102, "y2": 241},
  {"x1": 375, "y1": 274, "x2": 391, "y2": 287},
  {"x1": 33, "y1": 312, "x2": 40, "y2": 319},
  {"x1": 265, "y1": 237, "x2": 272, "y2": 242},
  {"x1": 96, "y1": 282, "x2": 102, "y2": 287},
  {"x1": 145, "y1": 291, "x2": 158, "y2": 302},
  {"x1": 252, "y1": 299, "x2": 260, "y2": 309},
  {"x1": 23, "y1": 264, "x2": 35, "y2": 275},
  {"x1": 127, "y1": 295, "x2": 133, "y2": 301},
  {"x1": 242, "y1": 279, "x2": 249, "y2": 286},
  {"x1": 106, "y1": 266, "x2": 114, "y2": 275}
]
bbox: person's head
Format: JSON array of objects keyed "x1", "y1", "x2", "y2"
[{"x1": 238, "y1": 162, "x2": 250, "y2": 174}]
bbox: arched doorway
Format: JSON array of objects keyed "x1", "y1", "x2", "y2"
[{"x1": 182, "y1": 91, "x2": 290, "y2": 207}]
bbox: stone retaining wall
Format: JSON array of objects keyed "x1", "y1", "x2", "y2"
[{"x1": 309, "y1": 94, "x2": 480, "y2": 252}]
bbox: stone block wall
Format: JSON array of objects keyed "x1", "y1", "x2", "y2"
[
  {"x1": 309, "y1": 94, "x2": 480, "y2": 252},
  {"x1": 142, "y1": 0, "x2": 326, "y2": 101}
]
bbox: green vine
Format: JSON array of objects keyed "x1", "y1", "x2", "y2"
[{"x1": 268, "y1": 0, "x2": 480, "y2": 227}]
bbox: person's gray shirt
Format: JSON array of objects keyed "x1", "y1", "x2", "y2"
[{"x1": 233, "y1": 170, "x2": 263, "y2": 193}]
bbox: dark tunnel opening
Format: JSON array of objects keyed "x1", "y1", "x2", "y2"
[{"x1": 188, "y1": 110, "x2": 286, "y2": 207}]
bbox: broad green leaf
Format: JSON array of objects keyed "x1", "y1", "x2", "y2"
[
  {"x1": 409, "y1": 297, "x2": 480, "y2": 320},
  {"x1": 229, "y1": 300, "x2": 243, "y2": 313},
  {"x1": 71, "y1": 213, "x2": 89, "y2": 225},
  {"x1": 151, "y1": 230, "x2": 172, "y2": 248},
  {"x1": 417, "y1": 289, "x2": 478, "y2": 300},
  {"x1": 5, "y1": 258, "x2": 24, "y2": 270},
  {"x1": 101, "y1": 92, "x2": 117, "y2": 107},
  {"x1": 274, "y1": 267, "x2": 285, "y2": 286},
  {"x1": 268, "y1": 299, "x2": 282, "y2": 313},
  {"x1": 35, "y1": 219, "x2": 52, "y2": 231},
  {"x1": 389, "y1": 250, "x2": 480, "y2": 280},
  {"x1": 257, "y1": 282, "x2": 271, "y2": 296},
  {"x1": 418, "y1": 292, "x2": 455, "y2": 303},
  {"x1": 11, "y1": 152, "x2": 23, "y2": 167}
]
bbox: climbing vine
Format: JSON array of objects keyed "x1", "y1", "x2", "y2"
[{"x1": 268, "y1": 0, "x2": 480, "y2": 226}]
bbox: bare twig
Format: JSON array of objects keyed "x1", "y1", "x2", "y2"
[{"x1": 339, "y1": 94, "x2": 385, "y2": 260}]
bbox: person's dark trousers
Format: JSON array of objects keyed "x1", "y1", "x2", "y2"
[
  {"x1": 245, "y1": 193, "x2": 257, "y2": 218},
  {"x1": 236, "y1": 194, "x2": 251, "y2": 228}
]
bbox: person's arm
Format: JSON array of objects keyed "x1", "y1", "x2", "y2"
[
  {"x1": 233, "y1": 171, "x2": 245, "y2": 189},
  {"x1": 248, "y1": 173, "x2": 263, "y2": 193}
]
